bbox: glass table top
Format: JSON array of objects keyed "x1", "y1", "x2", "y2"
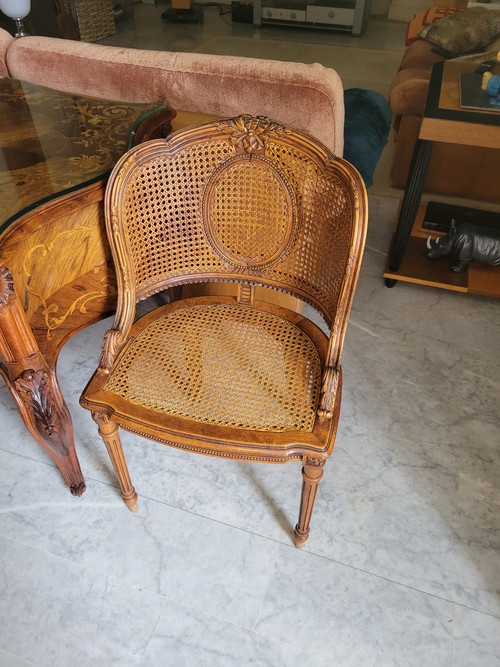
[{"x1": 0, "y1": 77, "x2": 165, "y2": 234}]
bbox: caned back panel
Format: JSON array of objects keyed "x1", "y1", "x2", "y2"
[{"x1": 109, "y1": 118, "x2": 362, "y2": 325}]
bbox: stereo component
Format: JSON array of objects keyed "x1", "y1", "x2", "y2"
[{"x1": 261, "y1": 6, "x2": 306, "y2": 20}]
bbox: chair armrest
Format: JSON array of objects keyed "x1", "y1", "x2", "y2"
[
  {"x1": 317, "y1": 365, "x2": 341, "y2": 419},
  {"x1": 98, "y1": 329, "x2": 127, "y2": 373}
]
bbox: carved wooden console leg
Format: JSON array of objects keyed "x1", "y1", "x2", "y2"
[
  {"x1": 0, "y1": 267, "x2": 86, "y2": 495},
  {"x1": 294, "y1": 457, "x2": 325, "y2": 548},
  {"x1": 91, "y1": 412, "x2": 138, "y2": 511}
]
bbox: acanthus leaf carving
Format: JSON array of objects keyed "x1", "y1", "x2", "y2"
[
  {"x1": 99, "y1": 329, "x2": 126, "y2": 372},
  {"x1": 317, "y1": 365, "x2": 340, "y2": 419},
  {"x1": 0, "y1": 266, "x2": 14, "y2": 306},
  {"x1": 14, "y1": 369, "x2": 58, "y2": 436}
]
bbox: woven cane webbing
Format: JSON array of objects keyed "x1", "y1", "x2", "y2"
[
  {"x1": 123, "y1": 143, "x2": 231, "y2": 290},
  {"x1": 118, "y1": 129, "x2": 356, "y2": 324},
  {"x1": 103, "y1": 304, "x2": 322, "y2": 432},
  {"x1": 262, "y1": 143, "x2": 353, "y2": 316},
  {"x1": 206, "y1": 159, "x2": 292, "y2": 267},
  {"x1": 72, "y1": 0, "x2": 115, "y2": 42}
]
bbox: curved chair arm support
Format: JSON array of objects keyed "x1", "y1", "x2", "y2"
[
  {"x1": 98, "y1": 175, "x2": 139, "y2": 374},
  {"x1": 317, "y1": 365, "x2": 341, "y2": 419},
  {"x1": 98, "y1": 328, "x2": 128, "y2": 373},
  {"x1": 97, "y1": 277, "x2": 136, "y2": 373}
]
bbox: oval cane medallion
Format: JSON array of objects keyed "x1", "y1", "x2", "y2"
[{"x1": 203, "y1": 155, "x2": 295, "y2": 270}]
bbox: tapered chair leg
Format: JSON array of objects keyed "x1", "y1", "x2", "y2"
[
  {"x1": 91, "y1": 412, "x2": 138, "y2": 511},
  {"x1": 294, "y1": 457, "x2": 325, "y2": 547}
]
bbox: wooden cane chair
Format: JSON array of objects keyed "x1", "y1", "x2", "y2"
[{"x1": 80, "y1": 115, "x2": 367, "y2": 546}]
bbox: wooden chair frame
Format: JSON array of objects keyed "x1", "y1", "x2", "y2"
[{"x1": 80, "y1": 115, "x2": 367, "y2": 546}]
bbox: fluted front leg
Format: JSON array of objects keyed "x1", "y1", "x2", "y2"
[
  {"x1": 91, "y1": 411, "x2": 138, "y2": 511},
  {"x1": 294, "y1": 457, "x2": 325, "y2": 547}
]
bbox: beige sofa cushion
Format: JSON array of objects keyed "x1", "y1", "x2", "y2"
[
  {"x1": 0, "y1": 28, "x2": 13, "y2": 77},
  {"x1": 4, "y1": 35, "x2": 345, "y2": 155}
]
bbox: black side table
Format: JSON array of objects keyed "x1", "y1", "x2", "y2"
[{"x1": 384, "y1": 60, "x2": 500, "y2": 297}]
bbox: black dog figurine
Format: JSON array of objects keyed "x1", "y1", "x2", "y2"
[{"x1": 427, "y1": 220, "x2": 500, "y2": 273}]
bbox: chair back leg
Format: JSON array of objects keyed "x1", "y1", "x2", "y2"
[
  {"x1": 91, "y1": 412, "x2": 138, "y2": 512},
  {"x1": 294, "y1": 457, "x2": 325, "y2": 547}
]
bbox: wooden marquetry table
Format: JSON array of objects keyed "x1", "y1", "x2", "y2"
[
  {"x1": 384, "y1": 60, "x2": 500, "y2": 297},
  {"x1": 0, "y1": 78, "x2": 175, "y2": 495}
]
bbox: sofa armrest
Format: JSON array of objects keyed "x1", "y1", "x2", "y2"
[
  {"x1": 0, "y1": 28, "x2": 14, "y2": 77},
  {"x1": 389, "y1": 39, "x2": 447, "y2": 117},
  {"x1": 389, "y1": 67, "x2": 432, "y2": 116}
]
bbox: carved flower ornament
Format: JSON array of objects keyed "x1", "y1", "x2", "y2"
[{"x1": 220, "y1": 115, "x2": 290, "y2": 154}]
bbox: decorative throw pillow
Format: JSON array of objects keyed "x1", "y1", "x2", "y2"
[
  {"x1": 419, "y1": 7, "x2": 500, "y2": 57},
  {"x1": 406, "y1": 7, "x2": 463, "y2": 46},
  {"x1": 343, "y1": 89, "x2": 392, "y2": 189}
]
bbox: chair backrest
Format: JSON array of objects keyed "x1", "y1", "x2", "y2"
[{"x1": 105, "y1": 115, "x2": 366, "y2": 329}]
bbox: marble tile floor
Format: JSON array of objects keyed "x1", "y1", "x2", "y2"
[
  {"x1": 1, "y1": 10, "x2": 500, "y2": 667},
  {"x1": 0, "y1": 194, "x2": 499, "y2": 666},
  {"x1": 103, "y1": 3, "x2": 408, "y2": 55}
]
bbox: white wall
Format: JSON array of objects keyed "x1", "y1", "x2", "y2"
[
  {"x1": 370, "y1": 0, "x2": 392, "y2": 16},
  {"x1": 387, "y1": 0, "x2": 429, "y2": 21}
]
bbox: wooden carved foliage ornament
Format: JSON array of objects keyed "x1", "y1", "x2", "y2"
[
  {"x1": 0, "y1": 268, "x2": 58, "y2": 436},
  {"x1": 14, "y1": 369, "x2": 57, "y2": 436},
  {"x1": 0, "y1": 266, "x2": 14, "y2": 307},
  {"x1": 217, "y1": 115, "x2": 291, "y2": 155}
]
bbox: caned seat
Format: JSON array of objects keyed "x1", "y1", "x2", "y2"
[{"x1": 80, "y1": 115, "x2": 367, "y2": 546}]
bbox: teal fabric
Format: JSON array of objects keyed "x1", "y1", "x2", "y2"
[{"x1": 343, "y1": 88, "x2": 392, "y2": 188}]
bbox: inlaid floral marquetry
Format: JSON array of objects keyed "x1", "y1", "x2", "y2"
[
  {"x1": 0, "y1": 77, "x2": 175, "y2": 497},
  {"x1": 0, "y1": 78, "x2": 165, "y2": 233}
]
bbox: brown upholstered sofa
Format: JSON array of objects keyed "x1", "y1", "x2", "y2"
[
  {"x1": 0, "y1": 28, "x2": 345, "y2": 156},
  {"x1": 389, "y1": 36, "x2": 500, "y2": 204}
]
